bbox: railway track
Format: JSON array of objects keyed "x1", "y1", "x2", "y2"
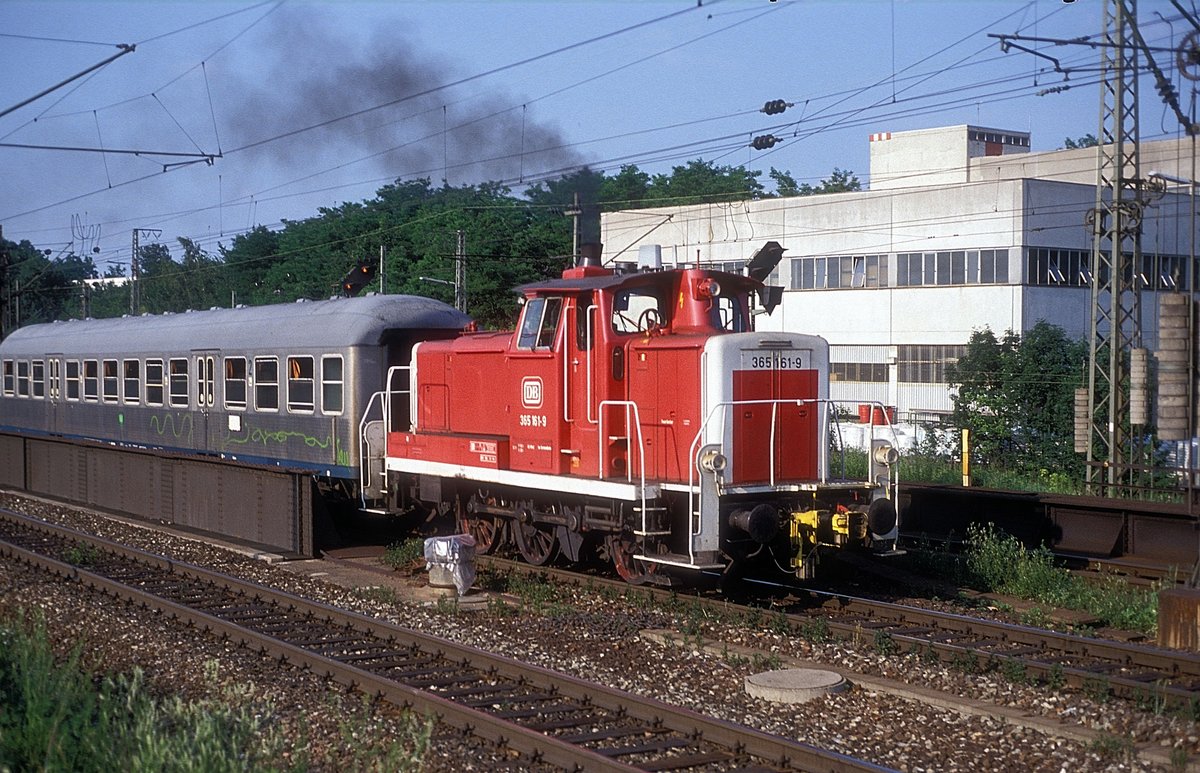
[
  {"x1": 477, "y1": 557, "x2": 1200, "y2": 712},
  {"x1": 0, "y1": 508, "x2": 890, "y2": 773}
]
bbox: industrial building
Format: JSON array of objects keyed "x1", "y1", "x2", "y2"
[{"x1": 600, "y1": 124, "x2": 1198, "y2": 429}]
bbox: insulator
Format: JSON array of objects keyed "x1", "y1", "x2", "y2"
[{"x1": 751, "y1": 134, "x2": 779, "y2": 150}]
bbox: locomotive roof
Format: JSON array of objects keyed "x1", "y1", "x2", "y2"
[
  {"x1": 515, "y1": 266, "x2": 762, "y2": 296},
  {"x1": 0, "y1": 294, "x2": 469, "y2": 357}
]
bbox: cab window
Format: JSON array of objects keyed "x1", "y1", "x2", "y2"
[
  {"x1": 517, "y1": 297, "x2": 563, "y2": 350},
  {"x1": 611, "y1": 288, "x2": 665, "y2": 334},
  {"x1": 711, "y1": 295, "x2": 748, "y2": 332}
]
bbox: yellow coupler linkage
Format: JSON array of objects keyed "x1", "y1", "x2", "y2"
[{"x1": 789, "y1": 507, "x2": 869, "y2": 572}]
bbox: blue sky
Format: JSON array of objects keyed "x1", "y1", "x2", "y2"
[{"x1": 0, "y1": 0, "x2": 1183, "y2": 273}]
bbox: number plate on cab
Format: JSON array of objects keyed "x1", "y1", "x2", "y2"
[{"x1": 742, "y1": 351, "x2": 810, "y2": 370}]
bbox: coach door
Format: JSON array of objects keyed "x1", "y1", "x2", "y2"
[
  {"x1": 193, "y1": 350, "x2": 218, "y2": 452},
  {"x1": 47, "y1": 355, "x2": 63, "y2": 435}
]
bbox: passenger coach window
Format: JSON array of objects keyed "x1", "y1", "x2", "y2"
[
  {"x1": 123, "y1": 360, "x2": 140, "y2": 404},
  {"x1": 168, "y1": 358, "x2": 188, "y2": 408},
  {"x1": 321, "y1": 355, "x2": 343, "y2": 415},
  {"x1": 145, "y1": 360, "x2": 164, "y2": 406},
  {"x1": 17, "y1": 361, "x2": 29, "y2": 397},
  {"x1": 224, "y1": 357, "x2": 247, "y2": 410},
  {"x1": 287, "y1": 356, "x2": 314, "y2": 413},
  {"x1": 31, "y1": 360, "x2": 45, "y2": 399},
  {"x1": 2, "y1": 360, "x2": 12, "y2": 396},
  {"x1": 102, "y1": 359, "x2": 118, "y2": 403},
  {"x1": 254, "y1": 356, "x2": 279, "y2": 411},
  {"x1": 83, "y1": 360, "x2": 99, "y2": 402},
  {"x1": 66, "y1": 361, "x2": 81, "y2": 401},
  {"x1": 517, "y1": 297, "x2": 563, "y2": 350}
]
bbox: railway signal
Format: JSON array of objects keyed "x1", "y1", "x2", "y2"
[{"x1": 340, "y1": 261, "x2": 377, "y2": 297}]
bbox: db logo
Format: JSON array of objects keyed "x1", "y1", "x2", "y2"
[{"x1": 521, "y1": 376, "x2": 543, "y2": 409}]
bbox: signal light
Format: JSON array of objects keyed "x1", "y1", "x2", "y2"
[
  {"x1": 751, "y1": 134, "x2": 779, "y2": 150},
  {"x1": 761, "y1": 99, "x2": 789, "y2": 115},
  {"x1": 339, "y1": 261, "x2": 378, "y2": 296}
]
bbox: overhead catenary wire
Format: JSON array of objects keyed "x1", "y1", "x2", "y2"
[{"x1": 2, "y1": 3, "x2": 1184, "y2": 259}]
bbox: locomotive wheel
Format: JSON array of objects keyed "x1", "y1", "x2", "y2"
[
  {"x1": 607, "y1": 534, "x2": 657, "y2": 585},
  {"x1": 461, "y1": 494, "x2": 506, "y2": 554},
  {"x1": 513, "y1": 521, "x2": 558, "y2": 566},
  {"x1": 463, "y1": 515, "x2": 505, "y2": 554}
]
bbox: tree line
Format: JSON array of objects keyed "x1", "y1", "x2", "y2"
[{"x1": 0, "y1": 162, "x2": 861, "y2": 331}]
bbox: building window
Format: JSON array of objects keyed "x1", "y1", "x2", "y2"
[
  {"x1": 168, "y1": 358, "x2": 188, "y2": 408},
  {"x1": 897, "y1": 345, "x2": 966, "y2": 384},
  {"x1": 224, "y1": 357, "x2": 247, "y2": 410},
  {"x1": 65, "y1": 361, "x2": 81, "y2": 401},
  {"x1": 791, "y1": 255, "x2": 888, "y2": 290},
  {"x1": 123, "y1": 360, "x2": 140, "y2": 405},
  {"x1": 83, "y1": 360, "x2": 99, "y2": 402},
  {"x1": 321, "y1": 355, "x2": 344, "y2": 415},
  {"x1": 102, "y1": 359, "x2": 118, "y2": 403},
  {"x1": 145, "y1": 360, "x2": 164, "y2": 406},
  {"x1": 831, "y1": 362, "x2": 888, "y2": 383},
  {"x1": 899, "y1": 250, "x2": 1007, "y2": 286},
  {"x1": 287, "y1": 355, "x2": 315, "y2": 413},
  {"x1": 254, "y1": 356, "x2": 279, "y2": 411}
]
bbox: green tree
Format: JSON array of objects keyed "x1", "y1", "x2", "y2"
[
  {"x1": 1063, "y1": 134, "x2": 1099, "y2": 149},
  {"x1": 645, "y1": 160, "x2": 764, "y2": 205},
  {"x1": 795, "y1": 167, "x2": 861, "y2": 196},
  {"x1": 946, "y1": 322, "x2": 1087, "y2": 479},
  {"x1": 599, "y1": 165, "x2": 651, "y2": 209},
  {"x1": 1, "y1": 240, "x2": 96, "y2": 326},
  {"x1": 769, "y1": 167, "x2": 801, "y2": 197}
]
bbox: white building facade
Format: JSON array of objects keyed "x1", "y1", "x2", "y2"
[{"x1": 600, "y1": 125, "x2": 1198, "y2": 424}]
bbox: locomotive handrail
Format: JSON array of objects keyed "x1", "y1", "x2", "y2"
[
  {"x1": 596, "y1": 399, "x2": 648, "y2": 529},
  {"x1": 585, "y1": 306, "x2": 598, "y2": 425}
]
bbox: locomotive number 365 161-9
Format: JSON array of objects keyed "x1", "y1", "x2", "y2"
[{"x1": 748, "y1": 355, "x2": 806, "y2": 369}]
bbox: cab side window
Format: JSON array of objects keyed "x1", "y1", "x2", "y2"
[
  {"x1": 611, "y1": 289, "x2": 664, "y2": 334},
  {"x1": 517, "y1": 297, "x2": 563, "y2": 350}
]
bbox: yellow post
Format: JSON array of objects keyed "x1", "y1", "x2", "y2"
[{"x1": 961, "y1": 428, "x2": 971, "y2": 487}]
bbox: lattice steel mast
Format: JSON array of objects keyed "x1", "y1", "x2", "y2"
[{"x1": 1085, "y1": 0, "x2": 1145, "y2": 493}]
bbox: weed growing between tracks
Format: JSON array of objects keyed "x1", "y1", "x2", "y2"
[
  {"x1": 906, "y1": 524, "x2": 1159, "y2": 635},
  {"x1": 381, "y1": 538, "x2": 425, "y2": 570},
  {"x1": 0, "y1": 609, "x2": 434, "y2": 772},
  {"x1": 0, "y1": 609, "x2": 288, "y2": 772},
  {"x1": 964, "y1": 524, "x2": 1159, "y2": 634}
]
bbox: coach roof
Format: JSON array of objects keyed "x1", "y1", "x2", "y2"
[{"x1": 0, "y1": 294, "x2": 469, "y2": 357}]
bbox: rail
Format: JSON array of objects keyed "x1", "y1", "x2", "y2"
[{"x1": 0, "y1": 509, "x2": 888, "y2": 773}]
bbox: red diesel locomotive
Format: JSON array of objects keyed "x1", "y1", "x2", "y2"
[{"x1": 363, "y1": 245, "x2": 899, "y2": 583}]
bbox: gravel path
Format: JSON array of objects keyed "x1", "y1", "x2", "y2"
[{"x1": 1, "y1": 492, "x2": 1195, "y2": 772}]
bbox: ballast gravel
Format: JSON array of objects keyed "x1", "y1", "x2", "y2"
[{"x1": 1, "y1": 492, "x2": 1195, "y2": 772}]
